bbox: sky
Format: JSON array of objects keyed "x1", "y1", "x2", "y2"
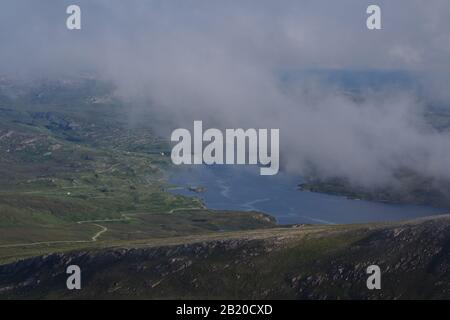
[{"x1": 1, "y1": 0, "x2": 450, "y2": 188}]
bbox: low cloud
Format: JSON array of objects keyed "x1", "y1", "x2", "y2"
[{"x1": 1, "y1": 0, "x2": 450, "y2": 188}]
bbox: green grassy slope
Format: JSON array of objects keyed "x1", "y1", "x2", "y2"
[{"x1": 0, "y1": 78, "x2": 276, "y2": 264}]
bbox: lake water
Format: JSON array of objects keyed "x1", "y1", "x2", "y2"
[{"x1": 169, "y1": 165, "x2": 446, "y2": 225}]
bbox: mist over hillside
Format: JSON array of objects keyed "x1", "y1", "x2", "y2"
[
  {"x1": 1, "y1": 1, "x2": 450, "y2": 302},
  {"x1": 2, "y1": 1, "x2": 450, "y2": 196}
]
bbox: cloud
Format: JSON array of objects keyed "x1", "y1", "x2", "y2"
[{"x1": 1, "y1": 0, "x2": 450, "y2": 188}]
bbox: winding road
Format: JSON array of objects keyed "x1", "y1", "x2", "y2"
[{"x1": 0, "y1": 206, "x2": 205, "y2": 249}]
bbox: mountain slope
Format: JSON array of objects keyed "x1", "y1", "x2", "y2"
[{"x1": 1, "y1": 214, "x2": 449, "y2": 300}]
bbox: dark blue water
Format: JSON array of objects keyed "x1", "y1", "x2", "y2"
[{"x1": 169, "y1": 165, "x2": 446, "y2": 225}]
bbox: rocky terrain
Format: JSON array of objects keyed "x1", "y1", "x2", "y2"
[{"x1": 1, "y1": 214, "x2": 448, "y2": 299}]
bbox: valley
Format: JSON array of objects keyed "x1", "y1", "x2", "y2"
[{"x1": 0, "y1": 78, "x2": 448, "y2": 299}]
